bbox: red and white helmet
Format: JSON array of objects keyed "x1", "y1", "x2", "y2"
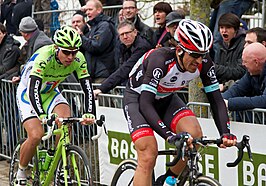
[{"x1": 174, "y1": 19, "x2": 213, "y2": 54}]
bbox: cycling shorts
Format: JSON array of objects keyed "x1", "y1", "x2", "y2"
[
  {"x1": 16, "y1": 86, "x2": 68, "y2": 123},
  {"x1": 123, "y1": 89, "x2": 195, "y2": 142}
]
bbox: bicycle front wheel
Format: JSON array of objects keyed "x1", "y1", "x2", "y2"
[
  {"x1": 54, "y1": 145, "x2": 92, "y2": 186},
  {"x1": 184, "y1": 175, "x2": 222, "y2": 186},
  {"x1": 111, "y1": 159, "x2": 137, "y2": 186}
]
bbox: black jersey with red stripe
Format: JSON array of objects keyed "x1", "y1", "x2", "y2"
[{"x1": 127, "y1": 47, "x2": 230, "y2": 135}]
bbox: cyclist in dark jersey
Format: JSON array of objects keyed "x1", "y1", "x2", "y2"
[
  {"x1": 123, "y1": 19, "x2": 236, "y2": 185},
  {"x1": 15, "y1": 26, "x2": 96, "y2": 186}
]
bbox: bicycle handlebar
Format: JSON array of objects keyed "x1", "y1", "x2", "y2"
[
  {"x1": 91, "y1": 115, "x2": 107, "y2": 141},
  {"x1": 226, "y1": 135, "x2": 253, "y2": 167},
  {"x1": 41, "y1": 114, "x2": 106, "y2": 141},
  {"x1": 165, "y1": 135, "x2": 252, "y2": 168}
]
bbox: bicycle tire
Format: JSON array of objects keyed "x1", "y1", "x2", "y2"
[
  {"x1": 54, "y1": 145, "x2": 92, "y2": 186},
  {"x1": 9, "y1": 138, "x2": 39, "y2": 186},
  {"x1": 111, "y1": 159, "x2": 137, "y2": 186},
  {"x1": 184, "y1": 175, "x2": 222, "y2": 186}
]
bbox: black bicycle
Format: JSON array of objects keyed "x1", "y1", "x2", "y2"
[{"x1": 111, "y1": 135, "x2": 252, "y2": 186}]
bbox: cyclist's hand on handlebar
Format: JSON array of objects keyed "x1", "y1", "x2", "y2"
[
  {"x1": 167, "y1": 132, "x2": 193, "y2": 148},
  {"x1": 81, "y1": 113, "x2": 95, "y2": 125},
  {"x1": 218, "y1": 133, "x2": 237, "y2": 148},
  {"x1": 40, "y1": 113, "x2": 59, "y2": 126}
]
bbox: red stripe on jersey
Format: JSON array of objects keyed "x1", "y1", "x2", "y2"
[
  {"x1": 131, "y1": 127, "x2": 154, "y2": 143},
  {"x1": 170, "y1": 110, "x2": 195, "y2": 132},
  {"x1": 157, "y1": 85, "x2": 184, "y2": 93},
  {"x1": 144, "y1": 49, "x2": 155, "y2": 60},
  {"x1": 167, "y1": 61, "x2": 176, "y2": 71}
]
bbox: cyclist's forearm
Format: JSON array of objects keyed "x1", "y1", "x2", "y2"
[
  {"x1": 80, "y1": 77, "x2": 96, "y2": 115},
  {"x1": 28, "y1": 75, "x2": 46, "y2": 118}
]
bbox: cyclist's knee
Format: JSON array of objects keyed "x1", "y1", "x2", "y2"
[
  {"x1": 135, "y1": 137, "x2": 158, "y2": 170},
  {"x1": 176, "y1": 116, "x2": 203, "y2": 138},
  {"x1": 28, "y1": 130, "x2": 44, "y2": 145}
]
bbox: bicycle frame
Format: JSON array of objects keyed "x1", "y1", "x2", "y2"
[{"x1": 33, "y1": 122, "x2": 78, "y2": 185}]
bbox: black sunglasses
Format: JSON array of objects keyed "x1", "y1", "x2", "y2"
[
  {"x1": 188, "y1": 52, "x2": 206, "y2": 59},
  {"x1": 182, "y1": 48, "x2": 206, "y2": 59},
  {"x1": 59, "y1": 47, "x2": 79, "y2": 56}
]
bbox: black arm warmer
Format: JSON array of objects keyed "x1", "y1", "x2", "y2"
[
  {"x1": 80, "y1": 77, "x2": 96, "y2": 116},
  {"x1": 28, "y1": 75, "x2": 45, "y2": 117}
]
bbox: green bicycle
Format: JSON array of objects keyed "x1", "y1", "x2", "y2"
[{"x1": 9, "y1": 114, "x2": 106, "y2": 186}]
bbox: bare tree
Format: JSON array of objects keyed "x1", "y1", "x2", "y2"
[{"x1": 188, "y1": 0, "x2": 212, "y2": 117}]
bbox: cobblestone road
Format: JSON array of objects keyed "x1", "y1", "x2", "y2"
[{"x1": 0, "y1": 160, "x2": 9, "y2": 185}]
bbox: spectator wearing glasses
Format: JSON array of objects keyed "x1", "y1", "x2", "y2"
[
  {"x1": 93, "y1": 20, "x2": 152, "y2": 96},
  {"x1": 78, "y1": 0, "x2": 117, "y2": 83},
  {"x1": 11, "y1": 16, "x2": 52, "y2": 83},
  {"x1": 244, "y1": 27, "x2": 266, "y2": 48},
  {"x1": 214, "y1": 13, "x2": 246, "y2": 92},
  {"x1": 15, "y1": 26, "x2": 96, "y2": 185},
  {"x1": 122, "y1": 0, "x2": 154, "y2": 46},
  {"x1": 153, "y1": 2, "x2": 172, "y2": 48}
]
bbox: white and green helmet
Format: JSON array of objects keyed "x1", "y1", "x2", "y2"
[{"x1": 53, "y1": 25, "x2": 82, "y2": 48}]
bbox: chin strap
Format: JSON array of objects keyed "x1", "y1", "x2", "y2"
[{"x1": 178, "y1": 50, "x2": 186, "y2": 71}]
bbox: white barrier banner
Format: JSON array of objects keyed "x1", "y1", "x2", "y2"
[{"x1": 97, "y1": 106, "x2": 266, "y2": 186}]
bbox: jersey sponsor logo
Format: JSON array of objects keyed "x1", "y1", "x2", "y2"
[
  {"x1": 158, "y1": 120, "x2": 166, "y2": 129},
  {"x1": 153, "y1": 68, "x2": 163, "y2": 80},
  {"x1": 39, "y1": 61, "x2": 46, "y2": 69},
  {"x1": 136, "y1": 70, "x2": 143, "y2": 81},
  {"x1": 46, "y1": 55, "x2": 53, "y2": 63},
  {"x1": 207, "y1": 66, "x2": 217, "y2": 83},
  {"x1": 170, "y1": 76, "x2": 177, "y2": 82},
  {"x1": 75, "y1": 57, "x2": 81, "y2": 62},
  {"x1": 80, "y1": 62, "x2": 86, "y2": 68},
  {"x1": 124, "y1": 105, "x2": 134, "y2": 133},
  {"x1": 148, "y1": 78, "x2": 158, "y2": 88},
  {"x1": 34, "y1": 79, "x2": 44, "y2": 113},
  {"x1": 30, "y1": 110, "x2": 35, "y2": 114},
  {"x1": 85, "y1": 79, "x2": 93, "y2": 112},
  {"x1": 165, "y1": 58, "x2": 175, "y2": 65},
  {"x1": 25, "y1": 66, "x2": 33, "y2": 75}
]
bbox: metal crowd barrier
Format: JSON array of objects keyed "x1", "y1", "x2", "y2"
[{"x1": 187, "y1": 102, "x2": 266, "y2": 124}]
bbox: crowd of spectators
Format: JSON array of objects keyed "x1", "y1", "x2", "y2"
[{"x1": 0, "y1": 0, "x2": 266, "y2": 155}]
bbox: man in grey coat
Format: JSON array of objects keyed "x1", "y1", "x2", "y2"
[{"x1": 12, "y1": 16, "x2": 52, "y2": 83}]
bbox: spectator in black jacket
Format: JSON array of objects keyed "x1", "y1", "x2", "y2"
[
  {"x1": 11, "y1": 0, "x2": 33, "y2": 35},
  {"x1": 153, "y1": 2, "x2": 172, "y2": 48},
  {"x1": 223, "y1": 42, "x2": 266, "y2": 122},
  {"x1": 93, "y1": 20, "x2": 152, "y2": 96},
  {"x1": 0, "y1": 0, "x2": 17, "y2": 35},
  {"x1": 214, "y1": 13, "x2": 246, "y2": 92},
  {"x1": 78, "y1": 0, "x2": 117, "y2": 83},
  {"x1": 122, "y1": 0, "x2": 154, "y2": 46},
  {"x1": 0, "y1": 23, "x2": 21, "y2": 80}
]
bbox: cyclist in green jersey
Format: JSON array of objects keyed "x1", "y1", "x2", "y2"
[{"x1": 15, "y1": 26, "x2": 96, "y2": 185}]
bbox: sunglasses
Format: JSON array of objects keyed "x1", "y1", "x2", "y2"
[
  {"x1": 183, "y1": 48, "x2": 206, "y2": 59},
  {"x1": 59, "y1": 47, "x2": 79, "y2": 56}
]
